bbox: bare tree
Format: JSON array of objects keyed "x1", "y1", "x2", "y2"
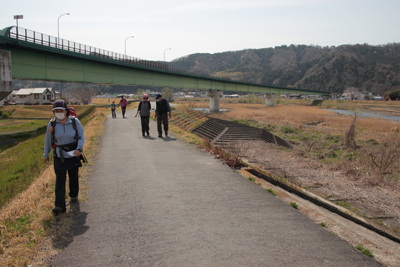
[
  {"x1": 162, "y1": 87, "x2": 174, "y2": 101},
  {"x1": 344, "y1": 107, "x2": 362, "y2": 149},
  {"x1": 364, "y1": 135, "x2": 400, "y2": 177},
  {"x1": 74, "y1": 88, "x2": 96, "y2": 104},
  {"x1": 136, "y1": 89, "x2": 146, "y2": 100}
]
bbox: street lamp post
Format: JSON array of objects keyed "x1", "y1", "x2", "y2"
[
  {"x1": 13, "y1": 15, "x2": 23, "y2": 38},
  {"x1": 57, "y1": 13, "x2": 70, "y2": 48},
  {"x1": 125, "y1": 36, "x2": 134, "y2": 59},
  {"x1": 164, "y1": 48, "x2": 171, "y2": 61}
]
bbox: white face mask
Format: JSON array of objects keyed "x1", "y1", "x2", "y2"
[{"x1": 55, "y1": 112, "x2": 65, "y2": 120}]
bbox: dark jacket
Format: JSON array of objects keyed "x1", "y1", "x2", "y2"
[{"x1": 155, "y1": 99, "x2": 171, "y2": 115}]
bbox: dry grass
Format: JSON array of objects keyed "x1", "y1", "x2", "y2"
[
  {"x1": 0, "y1": 108, "x2": 107, "y2": 266},
  {"x1": 0, "y1": 105, "x2": 91, "y2": 119},
  {"x1": 91, "y1": 98, "x2": 122, "y2": 105},
  {"x1": 205, "y1": 102, "x2": 400, "y2": 142},
  {"x1": 174, "y1": 98, "x2": 400, "y2": 143}
]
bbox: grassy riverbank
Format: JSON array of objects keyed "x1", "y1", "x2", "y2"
[{"x1": 0, "y1": 107, "x2": 107, "y2": 266}]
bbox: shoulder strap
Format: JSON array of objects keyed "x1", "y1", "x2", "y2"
[
  {"x1": 50, "y1": 118, "x2": 57, "y2": 143},
  {"x1": 71, "y1": 118, "x2": 79, "y2": 140}
]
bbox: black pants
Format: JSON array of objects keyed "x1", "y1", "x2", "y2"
[
  {"x1": 54, "y1": 156, "x2": 81, "y2": 210},
  {"x1": 140, "y1": 115, "x2": 150, "y2": 134},
  {"x1": 121, "y1": 107, "x2": 126, "y2": 118},
  {"x1": 157, "y1": 113, "x2": 169, "y2": 135}
]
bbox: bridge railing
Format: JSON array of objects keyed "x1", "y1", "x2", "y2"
[
  {"x1": 7, "y1": 26, "x2": 203, "y2": 75},
  {"x1": 4, "y1": 27, "x2": 330, "y2": 95}
]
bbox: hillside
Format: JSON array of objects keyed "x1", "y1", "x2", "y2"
[{"x1": 168, "y1": 43, "x2": 400, "y2": 95}]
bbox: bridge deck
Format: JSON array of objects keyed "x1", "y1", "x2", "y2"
[{"x1": 0, "y1": 26, "x2": 330, "y2": 96}]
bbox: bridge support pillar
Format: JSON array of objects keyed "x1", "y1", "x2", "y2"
[
  {"x1": 265, "y1": 94, "x2": 275, "y2": 107},
  {"x1": 206, "y1": 90, "x2": 223, "y2": 112},
  {"x1": 0, "y1": 49, "x2": 12, "y2": 101}
]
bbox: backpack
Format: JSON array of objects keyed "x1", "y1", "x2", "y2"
[
  {"x1": 49, "y1": 117, "x2": 79, "y2": 149},
  {"x1": 49, "y1": 117, "x2": 88, "y2": 163},
  {"x1": 69, "y1": 107, "x2": 77, "y2": 117}
]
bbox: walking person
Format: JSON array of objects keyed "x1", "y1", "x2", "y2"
[
  {"x1": 135, "y1": 94, "x2": 154, "y2": 136},
  {"x1": 155, "y1": 94, "x2": 171, "y2": 138},
  {"x1": 118, "y1": 95, "x2": 128, "y2": 118},
  {"x1": 110, "y1": 100, "x2": 118, "y2": 118},
  {"x1": 43, "y1": 100, "x2": 85, "y2": 215}
]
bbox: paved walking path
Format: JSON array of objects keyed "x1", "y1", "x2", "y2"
[{"x1": 50, "y1": 108, "x2": 382, "y2": 266}]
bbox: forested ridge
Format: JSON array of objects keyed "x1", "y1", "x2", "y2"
[{"x1": 169, "y1": 43, "x2": 400, "y2": 95}]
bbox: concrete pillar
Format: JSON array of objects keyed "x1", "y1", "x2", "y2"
[
  {"x1": 206, "y1": 90, "x2": 223, "y2": 112},
  {"x1": 0, "y1": 49, "x2": 12, "y2": 101},
  {"x1": 265, "y1": 93, "x2": 275, "y2": 107}
]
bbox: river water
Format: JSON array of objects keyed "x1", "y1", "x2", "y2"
[{"x1": 325, "y1": 109, "x2": 400, "y2": 121}]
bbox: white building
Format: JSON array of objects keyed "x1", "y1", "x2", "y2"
[{"x1": 15, "y1": 88, "x2": 53, "y2": 105}]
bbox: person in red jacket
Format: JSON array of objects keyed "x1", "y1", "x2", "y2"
[{"x1": 118, "y1": 95, "x2": 128, "y2": 118}]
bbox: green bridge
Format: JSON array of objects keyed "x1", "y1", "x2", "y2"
[{"x1": 0, "y1": 26, "x2": 330, "y2": 109}]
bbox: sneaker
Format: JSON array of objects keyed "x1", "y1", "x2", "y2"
[
  {"x1": 165, "y1": 131, "x2": 168, "y2": 137},
  {"x1": 70, "y1": 197, "x2": 78, "y2": 203},
  {"x1": 158, "y1": 134, "x2": 162, "y2": 138},
  {"x1": 52, "y1": 207, "x2": 66, "y2": 214}
]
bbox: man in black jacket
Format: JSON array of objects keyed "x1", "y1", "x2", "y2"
[{"x1": 155, "y1": 94, "x2": 171, "y2": 137}]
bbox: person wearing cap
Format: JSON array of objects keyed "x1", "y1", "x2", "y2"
[
  {"x1": 118, "y1": 95, "x2": 128, "y2": 118},
  {"x1": 135, "y1": 93, "x2": 154, "y2": 136},
  {"x1": 110, "y1": 100, "x2": 118, "y2": 118},
  {"x1": 154, "y1": 94, "x2": 171, "y2": 137},
  {"x1": 43, "y1": 100, "x2": 85, "y2": 215}
]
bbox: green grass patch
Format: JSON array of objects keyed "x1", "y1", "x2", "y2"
[
  {"x1": 4, "y1": 215, "x2": 33, "y2": 233},
  {"x1": 0, "y1": 133, "x2": 50, "y2": 208},
  {"x1": 266, "y1": 188, "x2": 277, "y2": 196},
  {"x1": 319, "y1": 222, "x2": 327, "y2": 228},
  {"x1": 0, "y1": 119, "x2": 47, "y2": 134},
  {"x1": 248, "y1": 177, "x2": 255, "y2": 182},
  {"x1": 335, "y1": 201, "x2": 352, "y2": 209},
  {"x1": 232, "y1": 118, "x2": 258, "y2": 126},
  {"x1": 290, "y1": 202, "x2": 299, "y2": 209},
  {"x1": 0, "y1": 131, "x2": 36, "y2": 153},
  {"x1": 355, "y1": 245, "x2": 374, "y2": 257},
  {"x1": 280, "y1": 126, "x2": 301, "y2": 134}
]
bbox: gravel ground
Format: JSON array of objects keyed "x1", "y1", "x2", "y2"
[
  {"x1": 244, "y1": 141, "x2": 400, "y2": 232},
  {"x1": 240, "y1": 141, "x2": 400, "y2": 266}
]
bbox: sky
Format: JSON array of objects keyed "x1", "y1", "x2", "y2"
[{"x1": 1, "y1": 0, "x2": 400, "y2": 62}]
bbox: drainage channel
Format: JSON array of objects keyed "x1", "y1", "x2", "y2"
[{"x1": 247, "y1": 168, "x2": 400, "y2": 245}]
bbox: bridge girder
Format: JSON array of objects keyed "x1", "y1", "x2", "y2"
[{"x1": 0, "y1": 26, "x2": 330, "y2": 96}]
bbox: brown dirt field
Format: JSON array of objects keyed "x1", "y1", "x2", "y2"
[
  {"x1": 241, "y1": 141, "x2": 400, "y2": 267},
  {"x1": 184, "y1": 100, "x2": 400, "y2": 266}
]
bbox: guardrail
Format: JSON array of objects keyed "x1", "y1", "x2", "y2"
[{"x1": 6, "y1": 26, "x2": 205, "y2": 77}]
